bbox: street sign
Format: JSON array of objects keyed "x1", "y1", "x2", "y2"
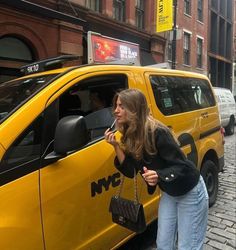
[{"x1": 169, "y1": 29, "x2": 182, "y2": 40}]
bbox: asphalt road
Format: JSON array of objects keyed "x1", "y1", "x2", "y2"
[{"x1": 118, "y1": 132, "x2": 236, "y2": 250}]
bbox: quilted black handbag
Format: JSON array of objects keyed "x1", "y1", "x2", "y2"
[{"x1": 109, "y1": 169, "x2": 146, "y2": 233}]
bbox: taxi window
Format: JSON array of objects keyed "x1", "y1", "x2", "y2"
[
  {"x1": 0, "y1": 114, "x2": 43, "y2": 174},
  {"x1": 59, "y1": 74, "x2": 127, "y2": 140},
  {"x1": 0, "y1": 74, "x2": 58, "y2": 123},
  {"x1": 150, "y1": 76, "x2": 215, "y2": 115}
]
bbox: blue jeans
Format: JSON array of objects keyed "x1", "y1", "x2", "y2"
[{"x1": 156, "y1": 176, "x2": 209, "y2": 250}]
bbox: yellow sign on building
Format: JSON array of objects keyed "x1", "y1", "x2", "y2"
[{"x1": 156, "y1": 0, "x2": 173, "y2": 32}]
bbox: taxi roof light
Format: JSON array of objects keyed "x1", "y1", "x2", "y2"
[{"x1": 20, "y1": 55, "x2": 80, "y2": 75}]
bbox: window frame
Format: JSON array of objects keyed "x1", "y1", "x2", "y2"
[
  {"x1": 197, "y1": 0, "x2": 203, "y2": 22},
  {"x1": 184, "y1": 0, "x2": 191, "y2": 15},
  {"x1": 135, "y1": 0, "x2": 145, "y2": 29},
  {"x1": 197, "y1": 37, "x2": 203, "y2": 68},
  {"x1": 86, "y1": 0, "x2": 101, "y2": 12},
  {"x1": 183, "y1": 32, "x2": 191, "y2": 65},
  {"x1": 113, "y1": 0, "x2": 126, "y2": 22}
]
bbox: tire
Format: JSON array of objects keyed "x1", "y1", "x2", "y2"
[
  {"x1": 200, "y1": 160, "x2": 218, "y2": 207},
  {"x1": 225, "y1": 116, "x2": 235, "y2": 135}
]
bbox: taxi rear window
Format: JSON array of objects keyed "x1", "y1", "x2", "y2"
[
  {"x1": 0, "y1": 74, "x2": 58, "y2": 123},
  {"x1": 150, "y1": 76, "x2": 216, "y2": 115}
]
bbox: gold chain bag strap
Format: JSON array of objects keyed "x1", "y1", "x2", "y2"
[{"x1": 109, "y1": 168, "x2": 147, "y2": 233}]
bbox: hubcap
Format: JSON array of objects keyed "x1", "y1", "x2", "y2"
[{"x1": 206, "y1": 172, "x2": 214, "y2": 194}]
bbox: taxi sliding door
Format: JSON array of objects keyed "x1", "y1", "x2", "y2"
[{"x1": 39, "y1": 71, "x2": 141, "y2": 250}]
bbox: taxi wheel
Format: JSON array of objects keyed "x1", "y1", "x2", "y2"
[{"x1": 201, "y1": 160, "x2": 218, "y2": 207}]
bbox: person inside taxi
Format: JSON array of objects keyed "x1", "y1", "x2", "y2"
[
  {"x1": 89, "y1": 90, "x2": 107, "y2": 112},
  {"x1": 104, "y1": 88, "x2": 209, "y2": 250},
  {"x1": 85, "y1": 89, "x2": 114, "y2": 139}
]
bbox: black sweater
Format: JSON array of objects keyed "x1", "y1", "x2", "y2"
[{"x1": 114, "y1": 127, "x2": 200, "y2": 196}]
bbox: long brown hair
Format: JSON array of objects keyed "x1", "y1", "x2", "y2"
[{"x1": 113, "y1": 88, "x2": 167, "y2": 160}]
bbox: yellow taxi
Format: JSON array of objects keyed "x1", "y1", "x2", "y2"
[{"x1": 0, "y1": 56, "x2": 224, "y2": 249}]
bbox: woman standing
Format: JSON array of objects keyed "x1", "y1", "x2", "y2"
[{"x1": 104, "y1": 88, "x2": 208, "y2": 250}]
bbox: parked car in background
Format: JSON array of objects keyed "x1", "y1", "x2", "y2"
[{"x1": 213, "y1": 87, "x2": 236, "y2": 135}]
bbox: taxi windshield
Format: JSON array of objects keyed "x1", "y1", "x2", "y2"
[{"x1": 0, "y1": 74, "x2": 58, "y2": 123}]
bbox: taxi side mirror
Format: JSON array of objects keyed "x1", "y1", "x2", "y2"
[{"x1": 43, "y1": 115, "x2": 89, "y2": 165}]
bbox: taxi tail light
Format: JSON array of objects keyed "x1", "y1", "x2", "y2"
[{"x1": 220, "y1": 127, "x2": 225, "y2": 145}]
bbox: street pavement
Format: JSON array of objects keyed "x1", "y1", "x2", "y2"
[
  {"x1": 204, "y1": 132, "x2": 236, "y2": 250},
  {"x1": 118, "y1": 132, "x2": 236, "y2": 250}
]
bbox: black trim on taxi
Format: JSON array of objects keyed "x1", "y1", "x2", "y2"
[
  {"x1": 0, "y1": 159, "x2": 40, "y2": 187},
  {"x1": 199, "y1": 126, "x2": 221, "y2": 139}
]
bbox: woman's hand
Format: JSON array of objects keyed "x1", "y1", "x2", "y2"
[
  {"x1": 104, "y1": 128, "x2": 119, "y2": 147},
  {"x1": 142, "y1": 167, "x2": 159, "y2": 186},
  {"x1": 104, "y1": 129, "x2": 125, "y2": 164}
]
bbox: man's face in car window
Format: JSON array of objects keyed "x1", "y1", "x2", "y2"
[{"x1": 90, "y1": 92, "x2": 105, "y2": 111}]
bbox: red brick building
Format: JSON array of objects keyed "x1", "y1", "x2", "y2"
[
  {"x1": 166, "y1": 0, "x2": 208, "y2": 75},
  {"x1": 0, "y1": 0, "x2": 166, "y2": 83}
]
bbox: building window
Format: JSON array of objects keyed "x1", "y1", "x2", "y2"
[
  {"x1": 0, "y1": 36, "x2": 34, "y2": 83},
  {"x1": 197, "y1": 38, "x2": 203, "y2": 68},
  {"x1": 136, "y1": 0, "x2": 144, "y2": 29},
  {"x1": 226, "y1": 0, "x2": 232, "y2": 19},
  {"x1": 86, "y1": 0, "x2": 101, "y2": 12},
  {"x1": 212, "y1": 0, "x2": 218, "y2": 10},
  {"x1": 0, "y1": 36, "x2": 33, "y2": 61},
  {"x1": 183, "y1": 32, "x2": 191, "y2": 65},
  {"x1": 113, "y1": 0, "x2": 125, "y2": 22},
  {"x1": 184, "y1": 0, "x2": 191, "y2": 15},
  {"x1": 197, "y1": 0, "x2": 203, "y2": 22}
]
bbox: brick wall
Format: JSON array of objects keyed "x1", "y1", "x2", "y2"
[
  {"x1": 175, "y1": 0, "x2": 208, "y2": 74},
  {"x1": 0, "y1": 3, "x2": 83, "y2": 69}
]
